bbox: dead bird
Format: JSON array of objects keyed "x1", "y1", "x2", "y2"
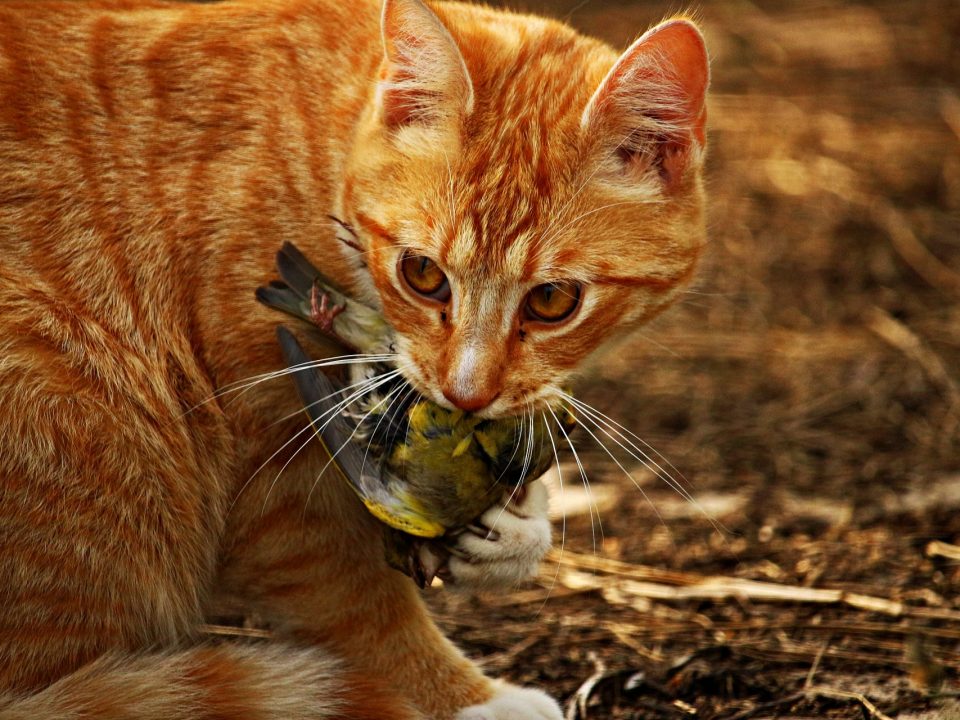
[{"x1": 259, "y1": 243, "x2": 576, "y2": 585}]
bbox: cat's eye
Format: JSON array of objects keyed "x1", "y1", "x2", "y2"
[
  {"x1": 525, "y1": 281, "x2": 581, "y2": 323},
  {"x1": 399, "y1": 252, "x2": 450, "y2": 301}
]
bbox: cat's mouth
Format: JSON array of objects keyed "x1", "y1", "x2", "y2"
[{"x1": 394, "y1": 365, "x2": 510, "y2": 419}]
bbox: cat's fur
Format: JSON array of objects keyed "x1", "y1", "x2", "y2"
[{"x1": 0, "y1": 0, "x2": 708, "y2": 717}]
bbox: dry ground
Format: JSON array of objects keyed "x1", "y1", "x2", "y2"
[{"x1": 423, "y1": 1, "x2": 960, "y2": 717}]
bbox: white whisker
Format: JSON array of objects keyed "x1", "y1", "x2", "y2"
[
  {"x1": 535, "y1": 125, "x2": 652, "y2": 251},
  {"x1": 536, "y1": 409, "x2": 566, "y2": 617},
  {"x1": 547, "y1": 404, "x2": 602, "y2": 555},
  {"x1": 563, "y1": 392, "x2": 727, "y2": 537},
  {"x1": 177, "y1": 353, "x2": 397, "y2": 420},
  {"x1": 538, "y1": 200, "x2": 648, "y2": 250},
  {"x1": 268, "y1": 368, "x2": 402, "y2": 429},
  {"x1": 302, "y1": 380, "x2": 411, "y2": 516},
  {"x1": 358, "y1": 375, "x2": 416, "y2": 477},
  {"x1": 228, "y1": 370, "x2": 398, "y2": 513},
  {"x1": 259, "y1": 369, "x2": 404, "y2": 515},
  {"x1": 484, "y1": 405, "x2": 534, "y2": 540},
  {"x1": 572, "y1": 409, "x2": 669, "y2": 533}
]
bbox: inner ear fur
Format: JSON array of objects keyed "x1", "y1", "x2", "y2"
[
  {"x1": 582, "y1": 19, "x2": 709, "y2": 189},
  {"x1": 377, "y1": 0, "x2": 474, "y2": 130}
]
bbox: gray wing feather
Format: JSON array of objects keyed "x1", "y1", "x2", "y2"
[{"x1": 276, "y1": 326, "x2": 390, "y2": 503}]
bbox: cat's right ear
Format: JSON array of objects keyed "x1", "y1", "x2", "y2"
[{"x1": 376, "y1": 0, "x2": 474, "y2": 131}]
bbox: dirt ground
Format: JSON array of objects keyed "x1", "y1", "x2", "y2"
[{"x1": 423, "y1": 1, "x2": 960, "y2": 717}]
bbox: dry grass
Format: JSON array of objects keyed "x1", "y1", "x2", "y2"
[{"x1": 423, "y1": 1, "x2": 960, "y2": 717}]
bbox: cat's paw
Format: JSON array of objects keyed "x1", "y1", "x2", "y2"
[
  {"x1": 442, "y1": 480, "x2": 551, "y2": 589},
  {"x1": 456, "y1": 683, "x2": 562, "y2": 720}
]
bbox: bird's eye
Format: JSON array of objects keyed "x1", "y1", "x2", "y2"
[
  {"x1": 525, "y1": 281, "x2": 581, "y2": 323},
  {"x1": 399, "y1": 252, "x2": 450, "y2": 301}
]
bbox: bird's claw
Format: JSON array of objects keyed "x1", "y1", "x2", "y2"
[
  {"x1": 309, "y1": 283, "x2": 346, "y2": 334},
  {"x1": 407, "y1": 541, "x2": 448, "y2": 589}
]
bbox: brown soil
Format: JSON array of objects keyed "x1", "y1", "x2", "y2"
[{"x1": 424, "y1": 1, "x2": 960, "y2": 717}]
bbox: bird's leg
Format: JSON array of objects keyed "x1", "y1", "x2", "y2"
[
  {"x1": 308, "y1": 282, "x2": 357, "y2": 351},
  {"x1": 310, "y1": 282, "x2": 345, "y2": 331},
  {"x1": 308, "y1": 284, "x2": 359, "y2": 354}
]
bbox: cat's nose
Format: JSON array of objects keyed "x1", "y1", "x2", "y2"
[
  {"x1": 441, "y1": 386, "x2": 500, "y2": 413},
  {"x1": 440, "y1": 339, "x2": 503, "y2": 412}
]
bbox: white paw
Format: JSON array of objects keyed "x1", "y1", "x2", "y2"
[
  {"x1": 457, "y1": 683, "x2": 562, "y2": 720},
  {"x1": 443, "y1": 480, "x2": 551, "y2": 589}
]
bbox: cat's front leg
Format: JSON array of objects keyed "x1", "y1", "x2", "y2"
[
  {"x1": 442, "y1": 479, "x2": 552, "y2": 589},
  {"x1": 441, "y1": 480, "x2": 564, "y2": 720}
]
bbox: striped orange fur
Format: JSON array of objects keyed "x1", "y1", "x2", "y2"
[{"x1": 0, "y1": 0, "x2": 708, "y2": 717}]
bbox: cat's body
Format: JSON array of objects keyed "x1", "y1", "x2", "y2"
[{"x1": 0, "y1": 0, "x2": 708, "y2": 717}]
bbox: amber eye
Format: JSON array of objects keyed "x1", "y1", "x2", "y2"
[
  {"x1": 400, "y1": 252, "x2": 450, "y2": 301},
  {"x1": 525, "y1": 281, "x2": 581, "y2": 323}
]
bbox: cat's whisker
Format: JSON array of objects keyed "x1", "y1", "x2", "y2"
[
  {"x1": 268, "y1": 368, "x2": 403, "y2": 430},
  {"x1": 358, "y1": 374, "x2": 416, "y2": 478},
  {"x1": 562, "y1": 393, "x2": 727, "y2": 537},
  {"x1": 546, "y1": 404, "x2": 602, "y2": 557},
  {"x1": 535, "y1": 409, "x2": 566, "y2": 618},
  {"x1": 520, "y1": 405, "x2": 536, "y2": 486},
  {"x1": 231, "y1": 369, "x2": 398, "y2": 509},
  {"x1": 569, "y1": 408, "x2": 670, "y2": 534},
  {"x1": 536, "y1": 124, "x2": 649, "y2": 251},
  {"x1": 255, "y1": 369, "x2": 405, "y2": 516},
  {"x1": 302, "y1": 380, "x2": 411, "y2": 518},
  {"x1": 482, "y1": 405, "x2": 533, "y2": 541},
  {"x1": 211, "y1": 354, "x2": 396, "y2": 397},
  {"x1": 357, "y1": 379, "x2": 411, "y2": 470},
  {"x1": 230, "y1": 374, "x2": 395, "y2": 516},
  {"x1": 177, "y1": 354, "x2": 397, "y2": 420},
  {"x1": 493, "y1": 413, "x2": 526, "y2": 484},
  {"x1": 561, "y1": 392, "x2": 694, "y2": 502},
  {"x1": 440, "y1": 145, "x2": 458, "y2": 239},
  {"x1": 537, "y1": 199, "x2": 650, "y2": 250},
  {"x1": 631, "y1": 329, "x2": 682, "y2": 358}
]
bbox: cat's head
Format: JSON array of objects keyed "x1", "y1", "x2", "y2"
[{"x1": 341, "y1": 0, "x2": 708, "y2": 418}]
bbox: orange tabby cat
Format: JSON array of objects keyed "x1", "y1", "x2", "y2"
[{"x1": 0, "y1": 0, "x2": 708, "y2": 717}]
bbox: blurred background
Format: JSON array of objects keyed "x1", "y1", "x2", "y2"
[{"x1": 426, "y1": 1, "x2": 960, "y2": 717}]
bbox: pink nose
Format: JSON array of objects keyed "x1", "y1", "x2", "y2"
[{"x1": 441, "y1": 386, "x2": 500, "y2": 413}]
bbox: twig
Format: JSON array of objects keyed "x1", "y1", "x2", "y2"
[
  {"x1": 926, "y1": 540, "x2": 960, "y2": 562},
  {"x1": 604, "y1": 621, "x2": 665, "y2": 662},
  {"x1": 199, "y1": 623, "x2": 273, "y2": 640},
  {"x1": 550, "y1": 550, "x2": 960, "y2": 621},
  {"x1": 806, "y1": 686, "x2": 894, "y2": 720},
  {"x1": 867, "y1": 307, "x2": 960, "y2": 404},
  {"x1": 726, "y1": 693, "x2": 804, "y2": 720},
  {"x1": 874, "y1": 203, "x2": 960, "y2": 299},
  {"x1": 804, "y1": 639, "x2": 830, "y2": 689},
  {"x1": 476, "y1": 630, "x2": 548, "y2": 670},
  {"x1": 565, "y1": 652, "x2": 607, "y2": 720},
  {"x1": 727, "y1": 687, "x2": 895, "y2": 720}
]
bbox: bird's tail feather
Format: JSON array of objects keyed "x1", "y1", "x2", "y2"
[{"x1": 255, "y1": 281, "x2": 310, "y2": 324}]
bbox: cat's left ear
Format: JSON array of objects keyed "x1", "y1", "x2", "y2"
[
  {"x1": 582, "y1": 19, "x2": 709, "y2": 190},
  {"x1": 376, "y1": 0, "x2": 474, "y2": 130}
]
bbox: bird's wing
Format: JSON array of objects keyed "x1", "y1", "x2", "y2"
[
  {"x1": 255, "y1": 242, "x2": 349, "y2": 324},
  {"x1": 276, "y1": 241, "x2": 350, "y2": 299},
  {"x1": 257, "y1": 243, "x2": 395, "y2": 355},
  {"x1": 277, "y1": 326, "x2": 444, "y2": 538},
  {"x1": 255, "y1": 281, "x2": 309, "y2": 324}
]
